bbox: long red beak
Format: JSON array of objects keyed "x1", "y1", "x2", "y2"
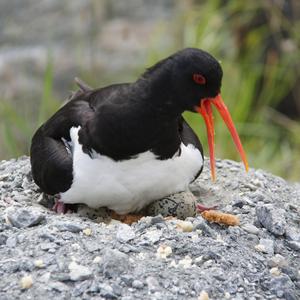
[{"x1": 196, "y1": 94, "x2": 249, "y2": 181}]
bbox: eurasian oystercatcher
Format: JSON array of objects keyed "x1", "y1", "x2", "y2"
[{"x1": 30, "y1": 48, "x2": 248, "y2": 216}]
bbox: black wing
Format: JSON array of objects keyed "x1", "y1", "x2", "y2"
[{"x1": 31, "y1": 82, "x2": 130, "y2": 195}]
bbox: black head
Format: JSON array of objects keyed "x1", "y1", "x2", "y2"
[
  {"x1": 139, "y1": 48, "x2": 248, "y2": 181},
  {"x1": 141, "y1": 48, "x2": 223, "y2": 112}
]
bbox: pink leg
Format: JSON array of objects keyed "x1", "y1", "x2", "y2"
[
  {"x1": 196, "y1": 203, "x2": 218, "y2": 213},
  {"x1": 52, "y1": 201, "x2": 67, "y2": 214},
  {"x1": 52, "y1": 195, "x2": 70, "y2": 214}
]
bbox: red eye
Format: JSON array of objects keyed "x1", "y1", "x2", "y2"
[{"x1": 193, "y1": 74, "x2": 206, "y2": 85}]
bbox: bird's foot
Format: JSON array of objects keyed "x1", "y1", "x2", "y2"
[
  {"x1": 196, "y1": 203, "x2": 218, "y2": 213},
  {"x1": 52, "y1": 196, "x2": 73, "y2": 214},
  {"x1": 110, "y1": 211, "x2": 144, "y2": 225}
]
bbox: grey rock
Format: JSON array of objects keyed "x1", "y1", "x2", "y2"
[
  {"x1": 241, "y1": 223, "x2": 260, "y2": 235},
  {"x1": 256, "y1": 204, "x2": 286, "y2": 236},
  {"x1": 258, "y1": 238, "x2": 274, "y2": 255},
  {"x1": 285, "y1": 227, "x2": 300, "y2": 241},
  {"x1": 100, "y1": 249, "x2": 131, "y2": 278},
  {"x1": 146, "y1": 276, "x2": 160, "y2": 292},
  {"x1": 286, "y1": 241, "x2": 300, "y2": 252},
  {"x1": 99, "y1": 283, "x2": 118, "y2": 299},
  {"x1": 0, "y1": 233, "x2": 8, "y2": 245},
  {"x1": 55, "y1": 222, "x2": 83, "y2": 233},
  {"x1": 116, "y1": 224, "x2": 135, "y2": 243},
  {"x1": 193, "y1": 219, "x2": 216, "y2": 237},
  {"x1": 68, "y1": 261, "x2": 93, "y2": 281},
  {"x1": 5, "y1": 236, "x2": 17, "y2": 247},
  {"x1": 6, "y1": 208, "x2": 45, "y2": 228},
  {"x1": 48, "y1": 281, "x2": 69, "y2": 292},
  {"x1": 132, "y1": 280, "x2": 144, "y2": 289},
  {"x1": 267, "y1": 254, "x2": 288, "y2": 268}
]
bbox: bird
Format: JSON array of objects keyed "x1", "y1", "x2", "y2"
[{"x1": 30, "y1": 48, "x2": 248, "y2": 217}]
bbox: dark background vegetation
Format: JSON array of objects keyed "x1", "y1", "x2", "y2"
[{"x1": 0, "y1": 0, "x2": 299, "y2": 181}]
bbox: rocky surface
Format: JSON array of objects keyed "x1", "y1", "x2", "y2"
[{"x1": 0, "y1": 156, "x2": 300, "y2": 300}]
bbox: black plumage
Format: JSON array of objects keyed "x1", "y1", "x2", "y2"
[{"x1": 30, "y1": 48, "x2": 223, "y2": 202}]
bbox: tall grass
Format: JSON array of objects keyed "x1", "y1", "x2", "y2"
[{"x1": 0, "y1": 57, "x2": 61, "y2": 158}]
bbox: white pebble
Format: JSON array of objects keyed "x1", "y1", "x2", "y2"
[
  {"x1": 178, "y1": 256, "x2": 193, "y2": 269},
  {"x1": 176, "y1": 221, "x2": 193, "y2": 232},
  {"x1": 83, "y1": 228, "x2": 92, "y2": 236},
  {"x1": 156, "y1": 245, "x2": 172, "y2": 259},
  {"x1": 198, "y1": 290, "x2": 209, "y2": 300},
  {"x1": 20, "y1": 275, "x2": 33, "y2": 289},
  {"x1": 93, "y1": 256, "x2": 102, "y2": 264},
  {"x1": 270, "y1": 267, "x2": 281, "y2": 276},
  {"x1": 255, "y1": 244, "x2": 266, "y2": 253},
  {"x1": 34, "y1": 259, "x2": 44, "y2": 268}
]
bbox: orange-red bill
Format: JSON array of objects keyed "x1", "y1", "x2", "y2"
[
  {"x1": 197, "y1": 100, "x2": 216, "y2": 181},
  {"x1": 197, "y1": 94, "x2": 249, "y2": 180}
]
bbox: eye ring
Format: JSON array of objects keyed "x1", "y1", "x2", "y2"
[{"x1": 193, "y1": 74, "x2": 206, "y2": 85}]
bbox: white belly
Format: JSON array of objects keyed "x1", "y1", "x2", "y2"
[{"x1": 61, "y1": 127, "x2": 203, "y2": 214}]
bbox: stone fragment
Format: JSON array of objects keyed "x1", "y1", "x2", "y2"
[
  {"x1": 6, "y1": 208, "x2": 45, "y2": 228},
  {"x1": 100, "y1": 249, "x2": 130, "y2": 278},
  {"x1": 34, "y1": 259, "x2": 44, "y2": 268},
  {"x1": 82, "y1": 228, "x2": 92, "y2": 236},
  {"x1": 99, "y1": 283, "x2": 118, "y2": 299},
  {"x1": 256, "y1": 205, "x2": 286, "y2": 236},
  {"x1": 146, "y1": 276, "x2": 160, "y2": 292},
  {"x1": 176, "y1": 220, "x2": 193, "y2": 232},
  {"x1": 255, "y1": 239, "x2": 274, "y2": 255},
  {"x1": 132, "y1": 280, "x2": 144, "y2": 289},
  {"x1": 178, "y1": 256, "x2": 193, "y2": 269},
  {"x1": 0, "y1": 233, "x2": 8, "y2": 245},
  {"x1": 68, "y1": 261, "x2": 92, "y2": 281},
  {"x1": 286, "y1": 241, "x2": 300, "y2": 252},
  {"x1": 198, "y1": 290, "x2": 209, "y2": 300},
  {"x1": 270, "y1": 267, "x2": 281, "y2": 276},
  {"x1": 156, "y1": 244, "x2": 172, "y2": 259},
  {"x1": 93, "y1": 256, "x2": 102, "y2": 264},
  {"x1": 241, "y1": 223, "x2": 260, "y2": 235},
  {"x1": 55, "y1": 222, "x2": 83, "y2": 233},
  {"x1": 268, "y1": 254, "x2": 288, "y2": 268},
  {"x1": 20, "y1": 275, "x2": 33, "y2": 289},
  {"x1": 116, "y1": 223, "x2": 135, "y2": 243}
]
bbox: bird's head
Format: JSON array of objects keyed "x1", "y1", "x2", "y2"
[{"x1": 144, "y1": 48, "x2": 249, "y2": 180}]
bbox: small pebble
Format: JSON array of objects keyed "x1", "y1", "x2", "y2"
[
  {"x1": 270, "y1": 267, "x2": 281, "y2": 276},
  {"x1": 116, "y1": 223, "x2": 135, "y2": 243},
  {"x1": 68, "y1": 261, "x2": 92, "y2": 281},
  {"x1": 198, "y1": 290, "x2": 209, "y2": 300},
  {"x1": 83, "y1": 228, "x2": 92, "y2": 236},
  {"x1": 34, "y1": 259, "x2": 44, "y2": 268},
  {"x1": 242, "y1": 223, "x2": 260, "y2": 235},
  {"x1": 93, "y1": 256, "x2": 102, "y2": 264},
  {"x1": 256, "y1": 205, "x2": 286, "y2": 236},
  {"x1": 255, "y1": 239, "x2": 274, "y2": 255},
  {"x1": 176, "y1": 220, "x2": 193, "y2": 232},
  {"x1": 55, "y1": 222, "x2": 83, "y2": 233},
  {"x1": 132, "y1": 280, "x2": 144, "y2": 289},
  {"x1": 20, "y1": 275, "x2": 33, "y2": 289},
  {"x1": 268, "y1": 254, "x2": 288, "y2": 268},
  {"x1": 156, "y1": 245, "x2": 172, "y2": 259},
  {"x1": 178, "y1": 256, "x2": 193, "y2": 269},
  {"x1": 6, "y1": 208, "x2": 45, "y2": 228},
  {"x1": 286, "y1": 241, "x2": 300, "y2": 252}
]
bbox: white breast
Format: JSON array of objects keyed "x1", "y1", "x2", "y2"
[{"x1": 60, "y1": 127, "x2": 203, "y2": 214}]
